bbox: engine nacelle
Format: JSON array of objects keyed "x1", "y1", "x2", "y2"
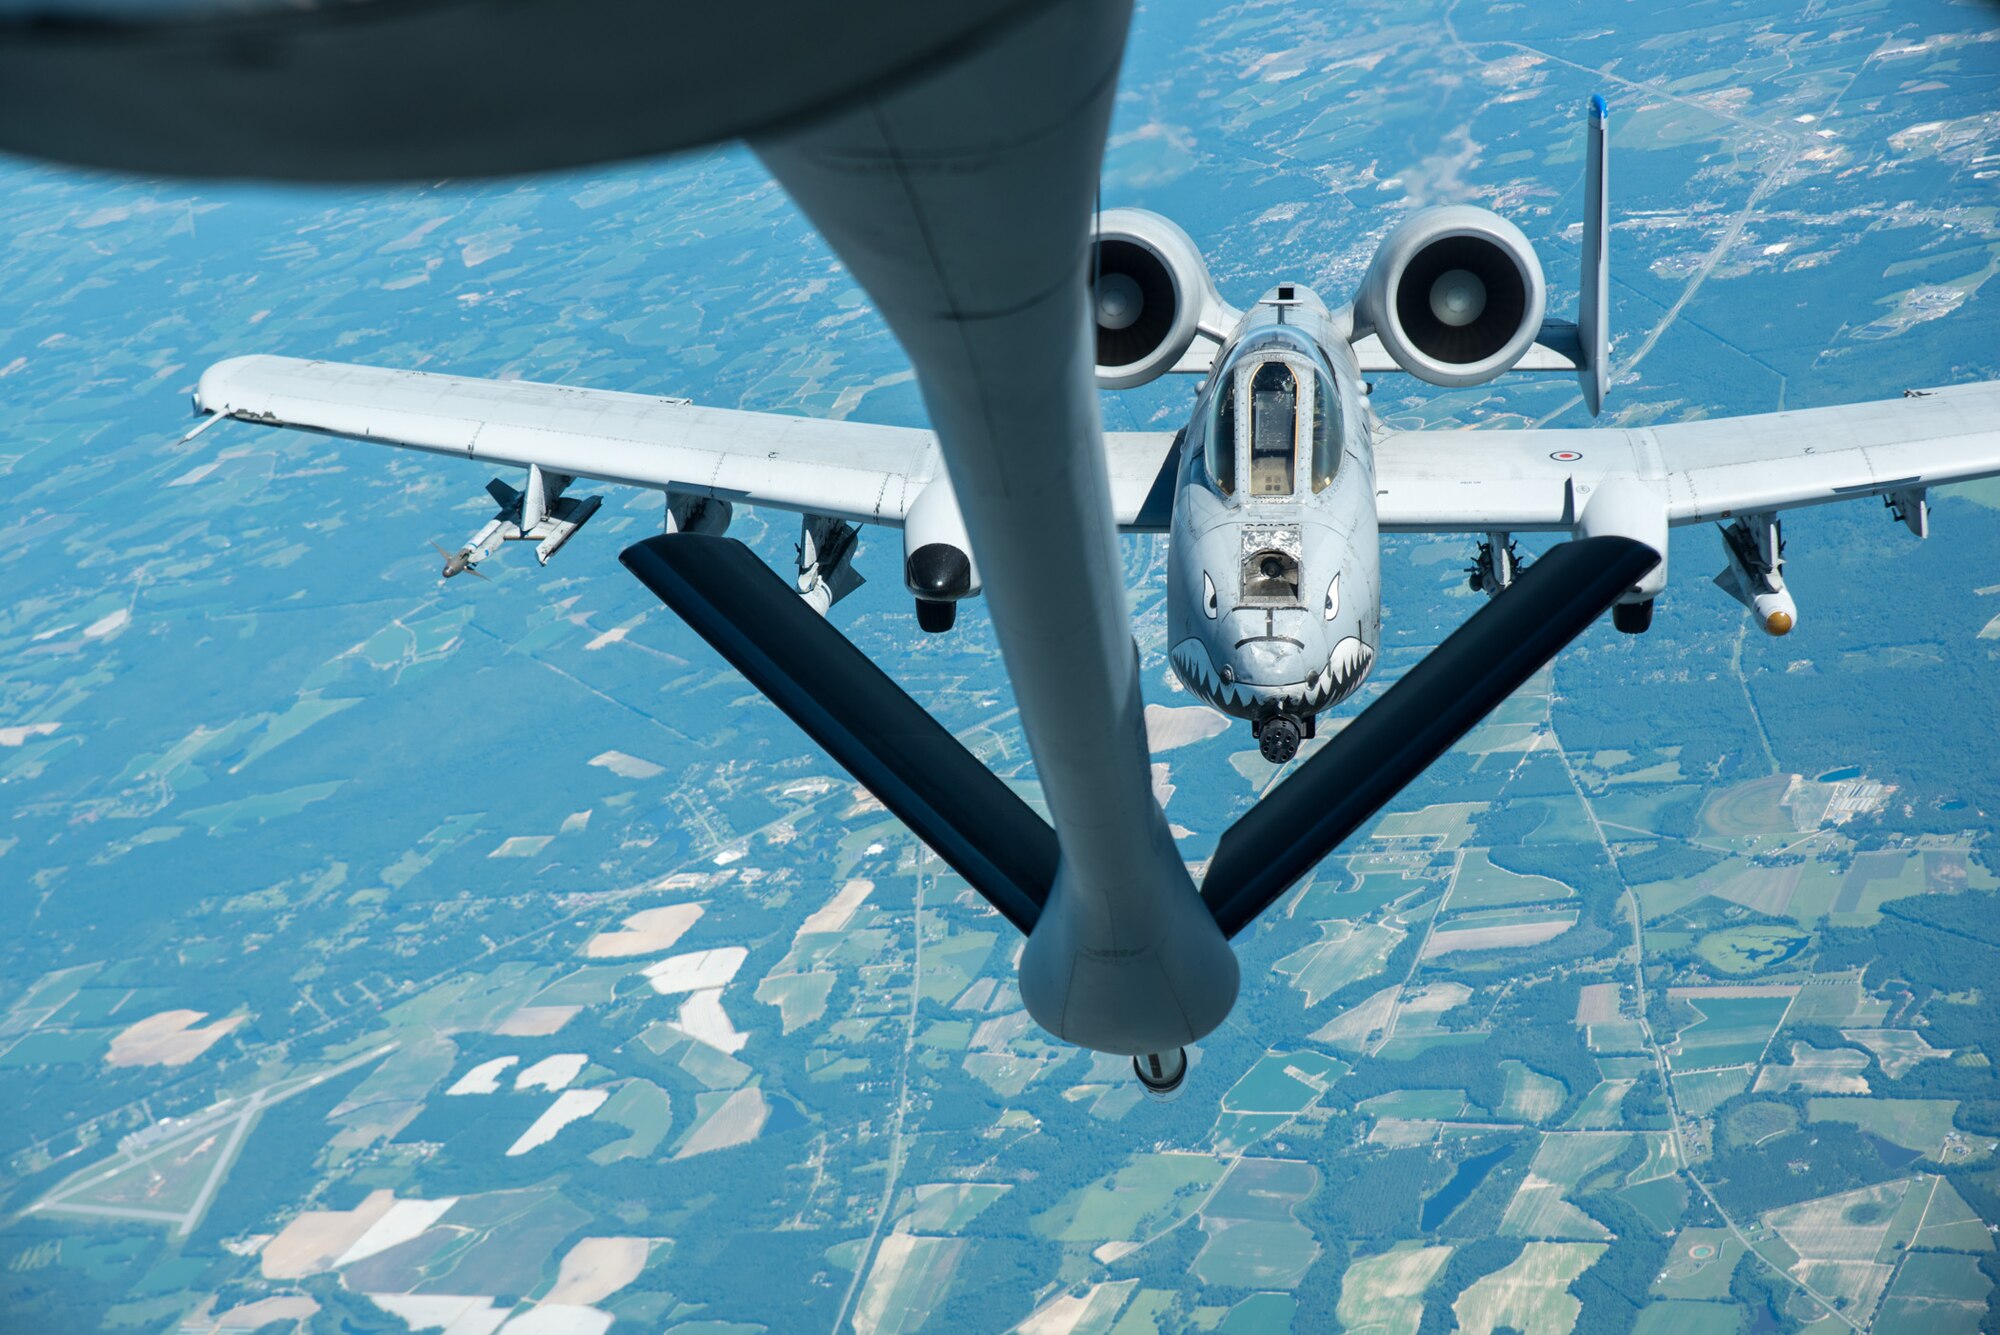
[
  {"x1": 1089, "y1": 208, "x2": 1228, "y2": 390},
  {"x1": 1355, "y1": 205, "x2": 1547, "y2": 387}
]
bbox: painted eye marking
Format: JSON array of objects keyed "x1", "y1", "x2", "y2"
[
  {"x1": 1203, "y1": 572, "x2": 1218, "y2": 619},
  {"x1": 1323, "y1": 572, "x2": 1340, "y2": 621}
]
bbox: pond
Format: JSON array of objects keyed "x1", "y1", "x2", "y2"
[{"x1": 1419, "y1": 1142, "x2": 1513, "y2": 1231}]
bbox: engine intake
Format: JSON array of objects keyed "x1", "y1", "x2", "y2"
[
  {"x1": 1089, "y1": 208, "x2": 1226, "y2": 390},
  {"x1": 1356, "y1": 205, "x2": 1547, "y2": 387}
]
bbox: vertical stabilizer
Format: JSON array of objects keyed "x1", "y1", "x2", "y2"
[{"x1": 1580, "y1": 94, "x2": 1610, "y2": 416}]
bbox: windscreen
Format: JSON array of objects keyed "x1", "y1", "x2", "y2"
[
  {"x1": 1311, "y1": 367, "x2": 1341, "y2": 492},
  {"x1": 1206, "y1": 372, "x2": 1237, "y2": 496},
  {"x1": 1248, "y1": 361, "x2": 1297, "y2": 497}
]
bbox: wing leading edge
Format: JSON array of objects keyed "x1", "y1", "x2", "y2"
[
  {"x1": 192, "y1": 354, "x2": 1182, "y2": 531},
  {"x1": 1374, "y1": 380, "x2": 2000, "y2": 532}
]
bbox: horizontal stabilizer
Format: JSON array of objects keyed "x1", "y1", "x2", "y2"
[
  {"x1": 1200, "y1": 535, "x2": 1659, "y2": 938},
  {"x1": 620, "y1": 534, "x2": 1056, "y2": 933}
]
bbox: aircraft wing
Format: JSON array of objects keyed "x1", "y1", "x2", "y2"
[
  {"x1": 193, "y1": 355, "x2": 1181, "y2": 531},
  {"x1": 1373, "y1": 380, "x2": 2000, "y2": 532},
  {"x1": 195, "y1": 354, "x2": 942, "y2": 526}
]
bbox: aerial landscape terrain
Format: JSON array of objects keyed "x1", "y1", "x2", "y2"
[{"x1": 1, "y1": 0, "x2": 1998, "y2": 1331}]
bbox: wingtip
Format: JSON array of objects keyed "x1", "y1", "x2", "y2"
[{"x1": 1589, "y1": 92, "x2": 1609, "y2": 121}]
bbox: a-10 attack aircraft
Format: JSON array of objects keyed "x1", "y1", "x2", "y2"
[
  {"x1": 194, "y1": 103, "x2": 2000, "y2": 769},
  {"x1": 9, "y1": 0, "x2": 2000, "y2": 1097}
]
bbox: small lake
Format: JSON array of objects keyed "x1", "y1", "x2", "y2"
[
  {"x1": 1420, "y1": 1143, "x2": 1512, "y2": 1230},
  {"x1": 1816, "y1": 766, "x2": 1862, "y2": 782},
  {"x1": 1859, "y1": 1130, "x2": 1923, "y2": 1172}
]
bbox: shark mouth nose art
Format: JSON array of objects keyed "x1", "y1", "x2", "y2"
[{"x1": 1171, "y1": 634, "x2": 1374, "y2": 715}]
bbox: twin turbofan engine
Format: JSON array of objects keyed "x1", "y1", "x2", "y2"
[
  {"x1": 1089, "y1": 208, "x2": 1234, "y2": 390},
  {"x1": 1088, "y1": 204, "x2": 1548, "y2": 389},
  {"x1": 1354, "y1": 205, "x2": 1548, "y2": 387}
]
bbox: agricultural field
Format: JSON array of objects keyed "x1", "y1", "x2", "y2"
[
  {"x1": 1372, "y1": 803, "x2": 1483, "y2": 849},
  {"x1": 1498, "y1": 1133, "x2": 1627, "y2": 1240},
  {"x1": 1635, "y1": 857, "x2": 1812, "y2": 922},
  {"x1": 1573, "y1": 984, "x2": 1621, "y2": 1027},
  {"x1": 1630, "y1": 1301, "x2": 1741, "y2": 1335},
  {"x1": 1371, "y1": 983, "x2": 1476, "y2": 1060},
  {"x1": 1423, "y1": 908, "x2": 1577, "y2": 958},
  {"x1": 1359, "y1": 1089, "x2": 1473, "y2": 1122},
  {"x1": 542, "y1": 1236, "x2": 654, "y2": 1306},
  {"x1": 1191, "y1": 1158, "x2": 1319, "y2": 1289},
  {"x1": 1666, "y1": 992, "x2": 1794, "y2": 1071},
  {"x1": 1754, "y1": 1042, "x2": 1870, "y2": 1095},
  {"x1": 1273, "y1": 919, "x2": 1407, "y2": 1006},
  {"x1": 1036, "y1": 1154, "x2": 1225, "y2": 1246},
  {"x1": 903, "y1": 1183, "x2": 1009, "y2": 1234},
  {"x1": 1513, "y1": 796, "x2": 1602, "y2": 847},
  {"x1": 1335, "y1": 1244, "x2": 1452, "y2": 1335},
  {"x1": 587, "y1": 1081, "x2": 671, "y2": 1164},
  {"x1": 1768, "y1": 1178, "x2": 1924, "y2": 1257},
  {"x1": 673, "y1": 1086, "x2": 769, "y2": 1158},
  {"x1": 851, "y1": 1235, "x2": 965, "y2": 1335},
  {"x1": 1221, "y1": 1050, "x2": 1346, "y2": 1115},
  {"x1": 1015, "y1": 1280, "x2": 1137, "y2": 1335},
  {"x1": 1313, "y1": 985, "x2": 1403, "y2": 1053},
  {"x1": 1450, "y1": 1242, "x2": 1606, "y2": 1335},
  {"x1": 1759, "y1": 1178, "x2": 1959, "y2": 1324},
  {"x1": 1672, "y1": 1068, "x2": 1753, "y2": 1117},
  {"x1": 1841, "y1": 1028, "x2": 1953, "y2": 1079},
  {"x1": 1832, "y1": 850, "x2": 1931, "y2": 921},
  {"x1": 1651, "y1": 1227, "x2": 1747, "y2": 1301},
  {"x1": 1448, "y1": 851, "x2": 1574, "y2": 909},
  {"x1": 1874, "y1": 1252, "x2": 1992, "y2": 1335},
  {"x1": 1806, "y1": 1098, "x2": 1969, "y2": 1159},
  {"x1": 1786, "y1": 972, "x2": 1890, "y2": 1027},
  {"x1": 1722, "y1": 1099, "x2": 1800, "y2": 1150},
  {"x1": 1497, "y1": 1061, "x2": 1565, "y2": 1124},
  {"x1": 1589, "y1": 782, "x2": 1699, "y2": 836},
  {"x1": 1563, "y1": 1078, "x2": 1635, "y2": 1130}
]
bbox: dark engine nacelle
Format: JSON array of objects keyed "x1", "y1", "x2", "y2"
[
  {"x1": 1089, "y1": 207, "x2": 1227, "y2": 390},
  {"x1": 1355, "y1": 205, "x2": 1547, "y2": 387}
]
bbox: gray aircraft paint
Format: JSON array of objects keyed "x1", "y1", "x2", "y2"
[{"x1": 1167, "y1": 288, "x2": 1384, "y2": 734}]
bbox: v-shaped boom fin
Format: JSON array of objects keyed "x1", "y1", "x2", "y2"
[
  {"x1": 624, "y1": 533, "x2": 1655, "y2": 951},
  {"x1": 1200, "y1": 535, "x2": 1659, "y2": 938},
  {"x1": 620, "y1": 534, "x2": 1056, "y2": 933}
]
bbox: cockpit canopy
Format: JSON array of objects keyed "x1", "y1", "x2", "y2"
[{"x1": 1201, "y1": 329, "x2": 1343, "y2": 501}]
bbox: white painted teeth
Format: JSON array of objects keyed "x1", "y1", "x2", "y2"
[
  {"x1": 1171, "y1": 640, "x2": 1228, "y2": 712},
  {"x1": 1305, "y1": 636, "x2": 1375, "y2": 710},
  {"x1": 1174, "y1": 637, "x2": 1376, "y2": 720}
]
